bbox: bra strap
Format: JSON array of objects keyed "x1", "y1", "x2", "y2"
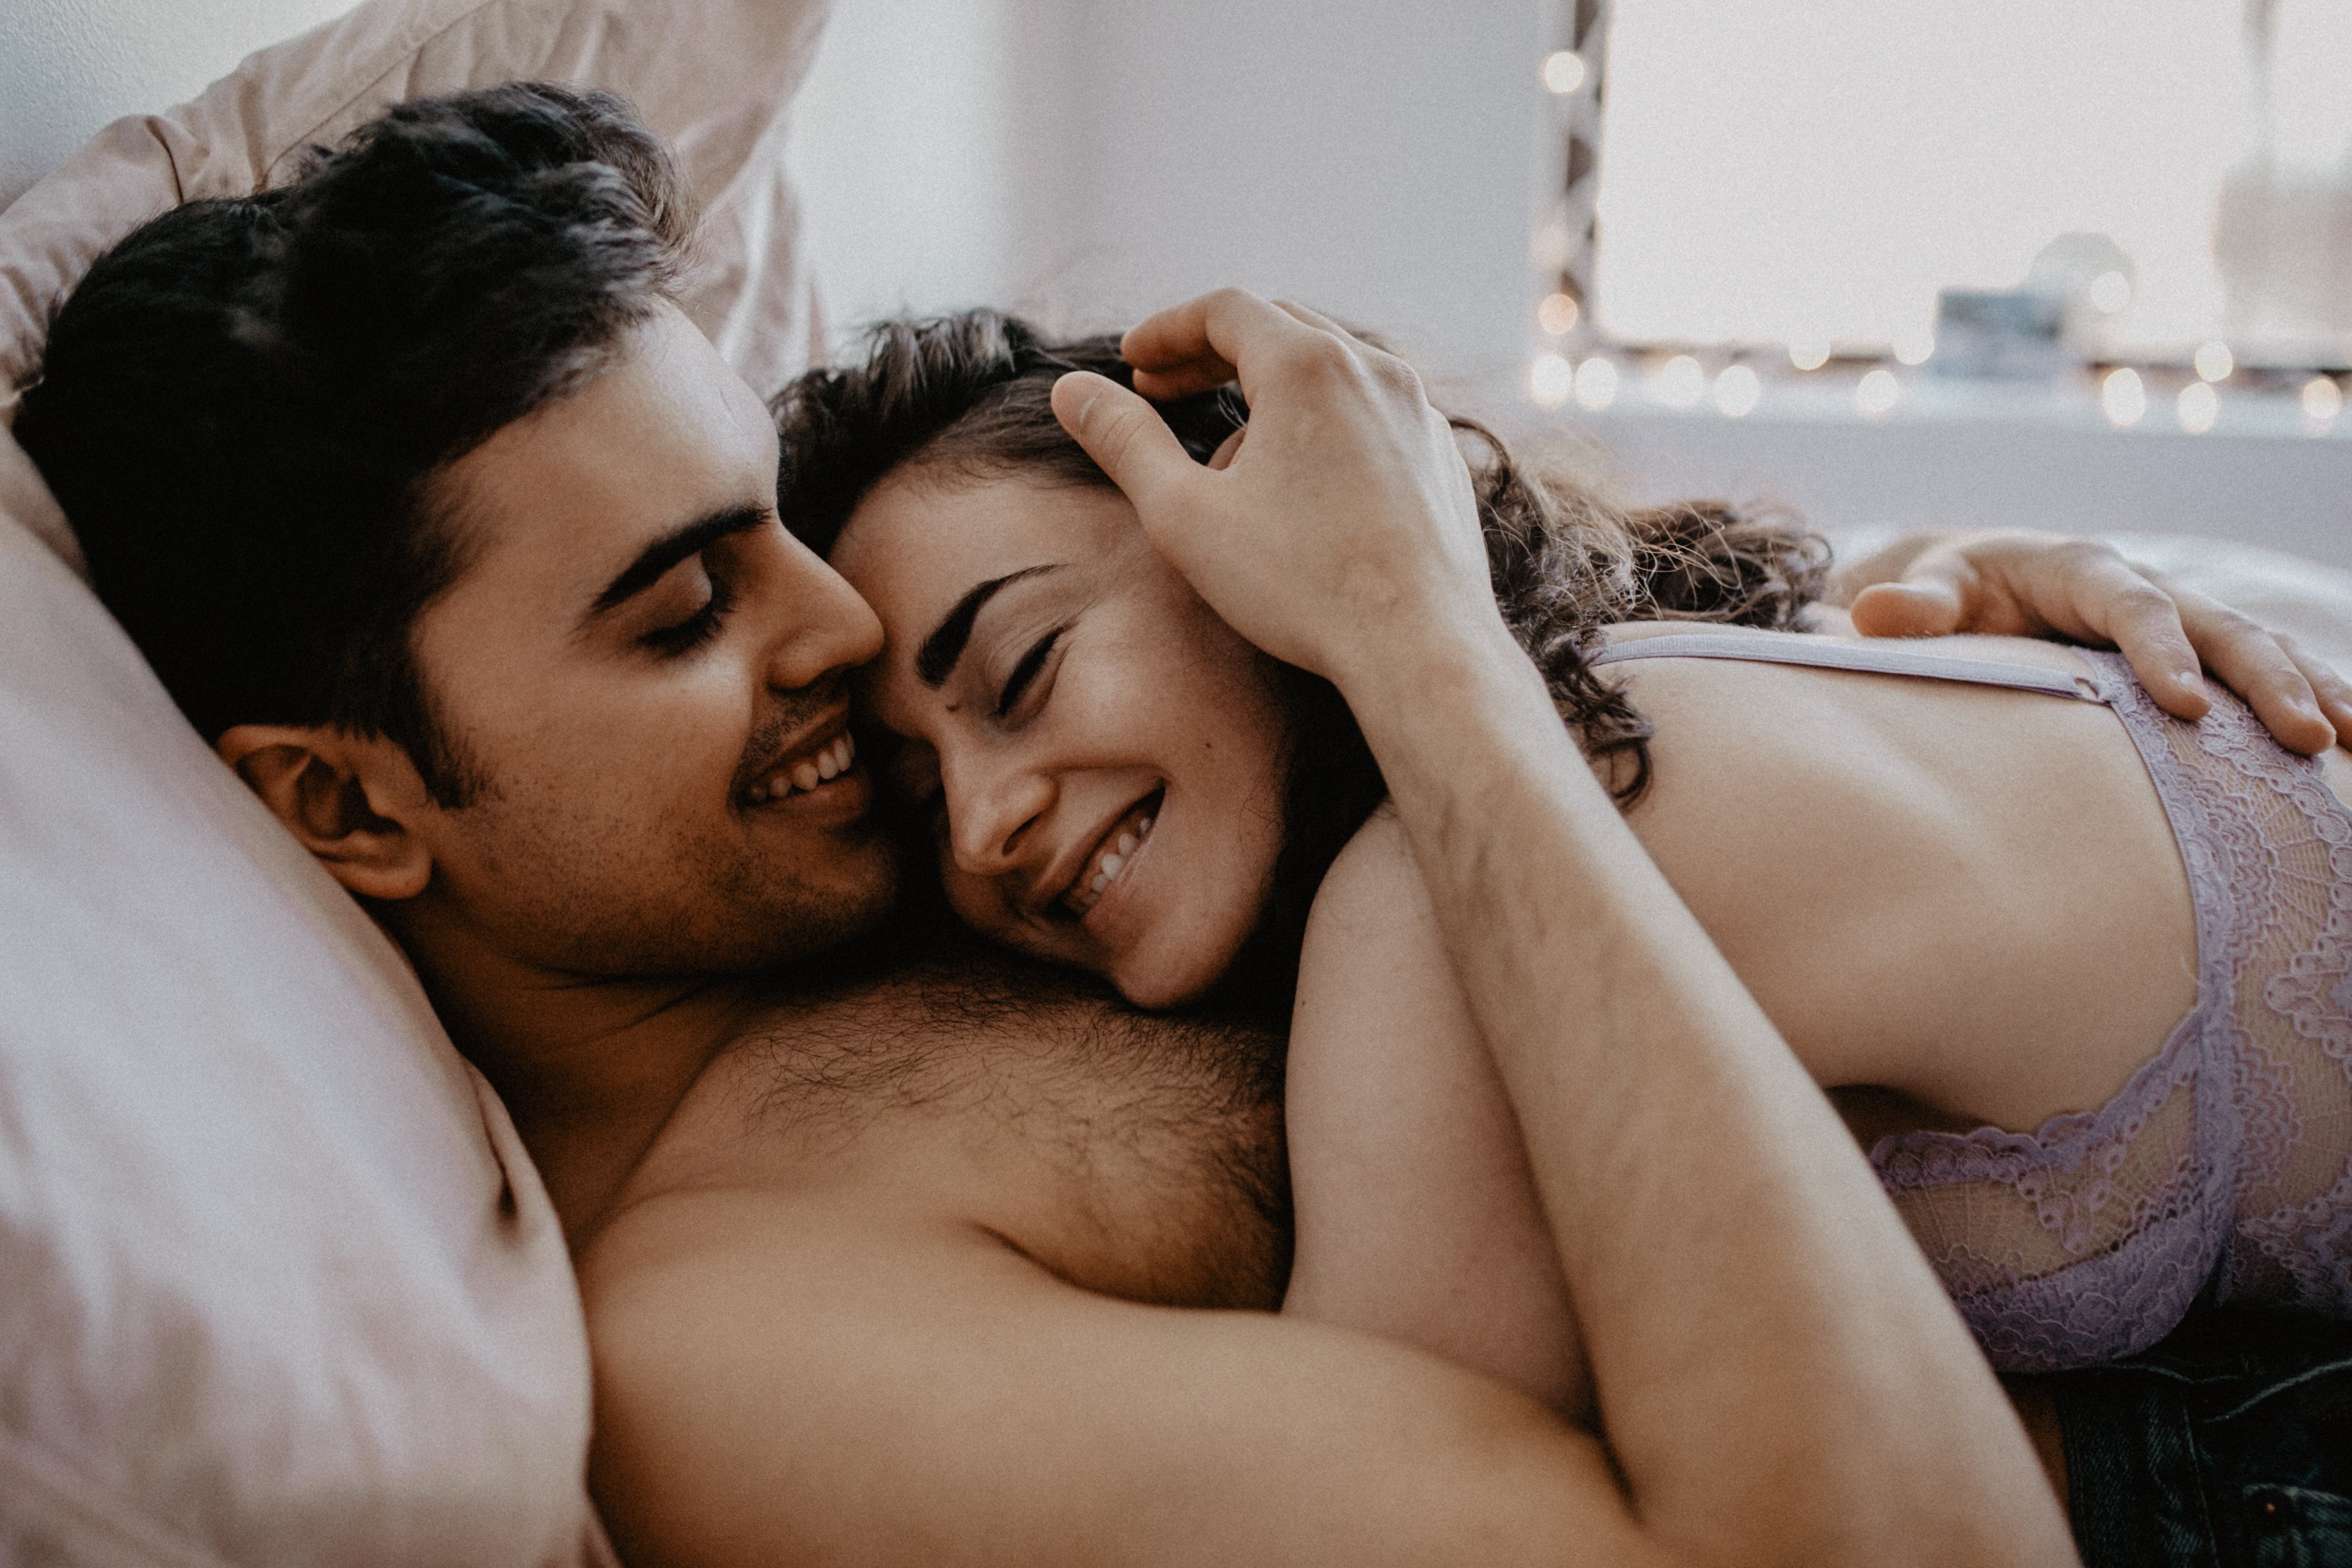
[{"x1": 1586, "y1": 632, "x2": 2109, "y2": 703}]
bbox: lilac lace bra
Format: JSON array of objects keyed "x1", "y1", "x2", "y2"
[{"x1": 1589, "y1": 632, "x2": 2352, "y2": 1373}]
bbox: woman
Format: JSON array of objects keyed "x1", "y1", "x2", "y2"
[{"x1": 775, "y1": 309, "x2": 2352, "y2": 1415}]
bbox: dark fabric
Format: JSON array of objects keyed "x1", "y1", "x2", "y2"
[{"x1": 2050, "y1": 1304, "x2": 2352, "y2": 1567}]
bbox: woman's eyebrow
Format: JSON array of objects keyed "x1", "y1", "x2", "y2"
[{"x1": 916, "y1": 564, "x2": 1062, "y2": 687}]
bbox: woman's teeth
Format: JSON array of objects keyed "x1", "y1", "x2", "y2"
[
  {"x1": 1067, "y1": 809, "x2": 1156, "y2": 916},
  {"x1": 746, "y1": 733, "x2": 855, "y2": 804}
]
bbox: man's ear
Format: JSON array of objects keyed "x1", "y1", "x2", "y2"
[{"x1": 214, "y1": 725, "x2": 435, "y2": 901}]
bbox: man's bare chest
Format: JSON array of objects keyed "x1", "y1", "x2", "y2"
[{"x1": 637, "y1": 962, "x2": 1294, "y2": 1311}]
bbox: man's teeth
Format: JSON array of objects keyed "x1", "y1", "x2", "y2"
[
  {"x1": 747, "y1": 733, "x2": 856, "y2": 803},
  {"x1": 1068, "y1": 812, "x2": 1156, "y2": 915}
]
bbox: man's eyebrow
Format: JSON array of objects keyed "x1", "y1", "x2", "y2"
[
  {"x1": 916, "y1": 565, "x2": 1062, "y2": 687},
  {"x1": 589, "y1": 505, "x2": 772, "y2": 618}
]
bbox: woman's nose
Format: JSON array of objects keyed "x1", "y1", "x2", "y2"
[{"x1": 944, "y1": 751, "x2": 1054, "y2": 878}]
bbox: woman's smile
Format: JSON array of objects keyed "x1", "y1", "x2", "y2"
[{"x1": 1055, "y1": 786, "x2": 1161, "y2": 921}]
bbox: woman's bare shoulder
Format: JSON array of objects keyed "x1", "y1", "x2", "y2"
[{"x1": 1304, "y1": 803, "x2": 1421, "y2": 943}]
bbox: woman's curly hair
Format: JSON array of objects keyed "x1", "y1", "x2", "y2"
[{"x1": 773, "y1": 309, "x2": 1831, "y2": 1017}]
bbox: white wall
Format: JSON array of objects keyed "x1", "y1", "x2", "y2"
[
  {"x1": 0, "y1": 0, "x2": 356, "y2": 208},
  {"x1": 784, "y1": 0, "x2": 1026, "y2": 342},
  {"x1": 1527, "y1": 400, "x2": 2352, "y2": 570},
  {"x1": 790, "y1": 0, "x2": 1549, "y2": 380}
]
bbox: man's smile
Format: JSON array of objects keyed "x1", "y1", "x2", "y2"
[{"x1": 744, "y1": 732, "x2": 856, "y2": 804}]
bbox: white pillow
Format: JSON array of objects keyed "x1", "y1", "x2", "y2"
[
  {"x1": 0, "y1": 0, "x2": 826, "y2": 1562},
  {"x1": 0, "y1": 0, "x2": 829, "y2": 444}
]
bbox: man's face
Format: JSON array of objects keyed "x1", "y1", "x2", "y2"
[{"x1": 399, "y1": 304, "x2": 896, "y2": 979}]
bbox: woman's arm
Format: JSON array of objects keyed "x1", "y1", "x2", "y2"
[{"x1": 1284, "y1": 805, "x2": 1588, "y2": 1417}]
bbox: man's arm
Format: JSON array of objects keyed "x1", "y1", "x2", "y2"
[
  {"x1": 1055, "y1": 291, "x2": 2074, "y2": 1567},
  {"x1": 586, "y1": 1188, "x2": 1667, "y2": 1568}
]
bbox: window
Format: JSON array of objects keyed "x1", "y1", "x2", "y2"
[{"x1": 1566, "y1": 0, "x2": 2352, "y2": 363}]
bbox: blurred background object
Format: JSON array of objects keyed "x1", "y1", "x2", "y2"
[{"x1": 10, "y1": 0, "x2": 2343, "y2": 560}]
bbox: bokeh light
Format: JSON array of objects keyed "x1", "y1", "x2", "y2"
[
  {"x1": 2193, "y1": 341, "x2": 2234, "y2": 382},
  {"x1": 1541, "y1": 50, "x2": 1588, "y2": 94},
  {"x1": 1892, "y1": 330, "x2": 1936, "y2": 366},
  {"x1": 1655, "y1": 353, "x2": 1705, "y2": 407},
  {"x1": 2101, "y1": 366, "x2": 2146, "y2": 426},
  {"x1": 2304, "y1": 375, "x2": 2344, "y2": 425},
  {"x1": 1855, "y1": 367, "x2": 1901, "y2": 417},
  {"x1": 1537, "y1": 292, "x2": 1581, "y2": 336},
  {"x1": 1574, "y1": 355, "x2": 1620, "y2": 410},
  {"x1": 1712, "y1": 363, "x2": 1761, "y2": 416},
  {"x1": 2175, "y1": 379, "x2": 2218, "y2": 434},
  {"x1": 1788, "y1": 340, "x2": 1832, "y2": 372}
]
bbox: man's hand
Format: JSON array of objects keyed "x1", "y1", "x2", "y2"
[
  {"x1": 1049, "y1": 289, "x2": 1501, "y2": 685},
  {"x1": 1839, "y1": 529, "x2": 2352, "y2": 754}
]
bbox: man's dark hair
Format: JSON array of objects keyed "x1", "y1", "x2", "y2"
[{"x1": 14, "y1": 83, "x2": 693, "y2": 802}]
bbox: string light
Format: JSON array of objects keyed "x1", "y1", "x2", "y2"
[
  {"x1": 1788, "y1": 340, "x2": 1832, "y2": 372},
  {"x1": 1712, "y1": 364, "x2": 1761, "y2": 417},
  {"x1": 1541, "y1": 50, "x2": 1588, "y2": 94},
  {"x1": 2175, "y1": 380, "x2": 2218, "y2": 434},
  {"x1": 1892, "y1": 330, "x2": 1936, "y2": 366},
  {"x1": 1530, "y1": 353, "x2": 1575, "y2": 408},
  {"x1": 2193, "y1": 341, "x2": 2233, "y2": 382},
  {"x1": 1537, "y1": 292, "x2": 1581, "y2": 335},
  {"x1": 1655, "y1": 354, "x2": 1705, "y2": 408},
  {"x1": 1855, "y1": 368, "x2": 1901, "y2": 417},
  {"x1": 1574, "y1": 356, "x2": 1620, "y2": 410},
  {"x1": 2101, "y1": 366, "x2": 2146, "y2": 426},
  {"x1": 2304, "y1": 375, "x2": 2343, "y2": 425}
]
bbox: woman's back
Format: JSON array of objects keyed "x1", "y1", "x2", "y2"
[{"x1": 1595, "y1": 624, "x2": 2352, "y2": 1367}]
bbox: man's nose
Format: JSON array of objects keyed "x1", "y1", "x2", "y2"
[
  {"x1": 761, "y1": 535, "x2": 886, "y2": 691},
  {"x1": 944, "y1": 750, "x2": 1054, "y2": 880}
]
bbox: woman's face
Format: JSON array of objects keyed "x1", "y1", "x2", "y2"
[{"x1": 830, "y1": 466, "x2": 1291, "y2": 1007}]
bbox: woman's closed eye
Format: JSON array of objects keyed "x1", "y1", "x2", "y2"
[{"x1": 994, "y1": 627, "x2": 1064, "y2": 719}]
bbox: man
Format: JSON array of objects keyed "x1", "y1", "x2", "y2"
[{"x1": 17, "y1": 86, "x2": 2347, "y2": 1566}]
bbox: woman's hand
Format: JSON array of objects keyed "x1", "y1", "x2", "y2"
[{"x1": 1837, "y1": 528, "x2": 2352, "y2": 754}]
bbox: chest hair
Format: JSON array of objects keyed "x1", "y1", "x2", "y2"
[{"x1": 738, "y1": 955, "x2": 1293, "y2": 1310}]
